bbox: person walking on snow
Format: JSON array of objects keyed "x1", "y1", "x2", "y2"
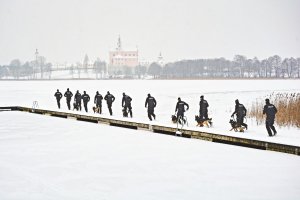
[
  {"x1": 175, "y1": 97, "x2": 189, "y2": 122},
  {"x1": 122, "y1": 92, "x2": 133, "y2": 117},
  {"x1": 104, "y1": 91, "x2": 115, "y2": 115},
  {"x1": 74, "y1": 90, "x2": 82, "y2": 111},
  {"x1": 199, "y1": 95, "x2": 209, "y2": 120},
  {"x1": 94, "y1": 91, "x2": 103, "y2": 114},
  {"x1": 231, "y1": 99, "x2": 248, "y2": 129},
  {"x1": 82, "y1": 91, "x2": 90, "y2": 112},
  {"x1": 263, "y1": 98, "x2": 277, "y2": 136},
  {"x1": 145, "y1": 93, "x2": 157, "y2": 121},
  {"x1": 54, "y1": 89, "x2": 62, "y2": 109},
  {"x1": 64, "y1": 88, "x2": 73, "y2": 110}
]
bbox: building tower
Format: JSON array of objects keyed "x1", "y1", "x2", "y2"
[{"x1": 157, "y1": 52, "x2": 164, "y2": 66}]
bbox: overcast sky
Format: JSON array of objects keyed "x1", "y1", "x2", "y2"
[{"x1": 0, "y1": 0, "x2": 299, "y2": 64}]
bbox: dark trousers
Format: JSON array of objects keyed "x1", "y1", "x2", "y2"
[
  {"x1": 56, "y1": 99, "x2": 61, "y2": 109},
  {"x1": 177, "y1": 111, "x2": 186, "y2": 124},
  {"x1": 83, "y1": 102, "x2": 88, "y2": 112},
  {"x1": 237, "y1": 116, "x2": 247, "y2": 128},
  {"x1": 124, "y1": 105, "x2": 132, "y2": 117},
  {"x1": 96, "y1": 103, "x2": 102, "y2": 114},
  {"x1": 107, "y1": 103, "x2": 113, "y2": 115},
  {"x1": 266, "y1": 120, "x2": 277, "y2": 136},
  {"x1": 148, "y1": 109, "x2": 156, "y2": 121},
  {"x1": 200, "y1": 111, "x2": 208, "y2": 120},
  {"x1": 66, "y1": 99, "x2": 71, "y2": 110},
  {"x1": 75, "y1": 101, "x2": 81, "y2": 111}
]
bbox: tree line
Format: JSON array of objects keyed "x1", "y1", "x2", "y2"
[
  {"x1": 147, "y1": 55, "x2": 300, "y2": 79},
  {"x1": 1, "y1": 55, "x2": 299, "y2": 79}
]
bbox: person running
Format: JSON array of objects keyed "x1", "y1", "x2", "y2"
[
  {"x1": 81, "y1": 91, "x2": 90, "y2": 112},
  {"x1": 74, "y1": 90, "x2": 82, "y2": 111},
  {"x1": 54, "y1": 89, "x2": 62, "y2": 109},
  {"x1": 175, "y1": 97, "x2": 189, "y2": 123},
  {"x1": 122, "y1": 92, "x2": 133, "y2": 117},
  {"x1": 263, "y1": 98, "x2": 278, "y2": 136},
  {"x1": 231, "y1": 99, "x2": 248, "y2": 129},
  {"x1": 64, "y1": 88, "x2": 73, "y2": 110},
  {"x1": 145, "y1": 93, "x2": 157, "y2": 121},
  {"x1": 104, "y1": 91, "x2": 115, "y2": 115},
  {"x1": 199, "y1": 95, "x2": 209, "y2": 120},
  {"x1": 94, "y1": 91, "x2": 103, "y2": 114}
]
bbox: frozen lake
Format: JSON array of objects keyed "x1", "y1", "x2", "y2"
[
  {"x1": 1, "y1": 79, "x2": 300, "y2": 145},
  {"x1": 0, "y1": 79, "x2": 300, "y2": 199}
]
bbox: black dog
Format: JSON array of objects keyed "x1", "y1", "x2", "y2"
[
  {"x1": 73, "y1": 103, "x2": 79, "y2": 111},
  {"x1": 171, "y1": 115, "x2": 177, "y2": 123},
  {"x1": 123, "y1": 108, "x2": 128, "y2": 117},
  {"x1": 195, "y1": 115, "x2": 212, "y2": 127},
  {"x1": 229, "y1": 119, "x2": 246, "y2": 132}
]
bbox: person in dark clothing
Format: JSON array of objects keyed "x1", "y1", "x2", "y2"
[
  {"x1": 94, "y1": 91, "x2": 103, "y2": 114},
  {"x1": 263, "y1": 98, "x2": 277, "y2": 136},
  {"x1": 122, "y1": 93, "x2": 133, "y2": 117},
  {"x1": 231, "y1": 99, "x2": 248, "y2": 129},
  {"x1": 104, "y1": 91, "x2": 115, "y2": 115},
  {"x1": 64, "y1": 88, "x2": 73, "y2": 110},
  {"x1": 175, "y1": 97, "x2": 189, "y2": 122},
  {"x1": 54, "y1": 89, "x2": 62, "y2": 109},
  {"x1": 81, "y1": 91, "x2": 90, "y2": 112},
  {"x1": 74, "y1": 90, "x2": 82, "y2": 111},
  {"x1": 145, "y1": 93, "x2": 157, "y2": 121},
  {"x1": 199, "y1": 95, "x2": 209, "y2": 120}
]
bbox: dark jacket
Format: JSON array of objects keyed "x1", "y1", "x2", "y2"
[
  {"x1": 104, "y1": 94, "x2": 115, "y2": 104},
  {"x1": 233, "y1": 103, "x2": 247, "y2": 118},
  {"x1": 263, "y1": 103, "x2": 277, "y2": 121},
  {"x1": 54, "y1": 91, "x2": 62, "y2": 100},
  {"x1": 64, "y1": 90, "x2": 73, "y2": 100},
  {"x1": 94, "y1": 94, "x2": 103, "y2": 104},
  {"x1": 74, "y1": 92, "x2": 82, "y2": 103},
  {"x1": 145, "y1": 96, "x2": 157, "y2": 110},
  {"x1": 175, "y1": 101, "x2": 189, "y2": 113},
  {"x1": 122, "y1": 95, "x2": 132, "y2": 107},
  {"x1": 199, "y1": 99, "x2": 209, "y2": 112},
  {"x1": 82, "y1": 93, "x2": 90, "y2": 103}
]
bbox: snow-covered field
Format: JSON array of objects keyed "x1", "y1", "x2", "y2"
[{"x1": 1, "y1": 80, "x2": 300, "y2": 199}]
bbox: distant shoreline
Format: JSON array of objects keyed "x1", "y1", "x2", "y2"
[{"x1": 1, "y1": 78, "x2": 300, "y2": 81}]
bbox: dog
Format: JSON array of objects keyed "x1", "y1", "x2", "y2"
[
  {"x1": 195, "y1": 115, "x2": 212, "y2": 127},
  {"x1": 93, "y1": 106, "x2": 101, "y2": 114},
  {"x1": 229, "y1": 119, "x2": 246, "y2": 132},
  {"x1": 171, "y1": 115, "x2": 177, "y2": 123},
  {"x1": 171, "y1": 115, "x2": 187, "y2": 125},
  {"x1": 73, "y1": 103, "x2": 80, "y2": 111},
  {"x1": 122, "y1": 108, "x2": 128, "y2": 117}
]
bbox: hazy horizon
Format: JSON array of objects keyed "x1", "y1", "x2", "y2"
[{"x1": 0, "y1": 0, "x2": 299, "y2": 65}]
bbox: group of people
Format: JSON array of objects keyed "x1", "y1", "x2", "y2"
[{"x1": 54, "y1": 89, "x2": 278, "y2": 136}]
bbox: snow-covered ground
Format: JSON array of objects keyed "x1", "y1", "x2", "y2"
[
  {"x1": 0, "y1": 111, "x2": 300, "y2": 200},
  {"x1": 1, "y1": 80, "x2": 300, "y2": 199},
  {"x1": 0, "y1": 79, "x2": 299, "y2": 145}
]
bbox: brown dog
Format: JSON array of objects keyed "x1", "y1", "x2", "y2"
[
  {"x1": 93, "y1": 106, "x2": 101, "y2": 114},
  {"x1": 195, "y1": 115, "x2": 212, "y2": 127},
  {"x1": 229, "y1": 119, "x2": 246, "y2": 132}
]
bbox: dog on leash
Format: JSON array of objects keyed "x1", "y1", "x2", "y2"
[
  {"x1": 73, "y1": 103, "x2": 80, "y2": 111},
  {"x1": 171, "y1": 115, "x2": 177, "y2": 123},
  {"x1": 93, "y1": 106, "x2": 101, "y2": 114},
  {"x1": 195, "y1": 115, "x2": 212, "y2": 127},
  {"x1": 229, "y1": 119, "x2": 246, "y2": 132},
  {"x1": 122, "y1": 108, "x2": 128, "y2": 117}
]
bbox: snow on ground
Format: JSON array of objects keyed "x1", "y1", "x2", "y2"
[
  {"x1": 0, "y1": 111, "x2": 300, "y2": 200},
  {"x1": 0, "y1": 79, "x2": 300, "y2": 145}
]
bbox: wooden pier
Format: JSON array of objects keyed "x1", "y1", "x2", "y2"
[{"x1": 1, "y1": 106, "x2": 299, "y2": 156}]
